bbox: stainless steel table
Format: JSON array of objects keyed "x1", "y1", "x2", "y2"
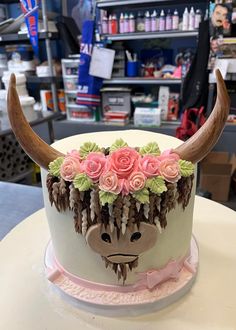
[{"x1": 0, "y1": 182, "x2": 43, "y2": 240}]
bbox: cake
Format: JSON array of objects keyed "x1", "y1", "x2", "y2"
[{"x1": 7, "y1": 70, "x2": 230, "y2": 315}]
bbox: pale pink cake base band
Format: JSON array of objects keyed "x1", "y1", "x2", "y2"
[{"x1": 44, "y1": 237, "x2": 198, "y2": 306}]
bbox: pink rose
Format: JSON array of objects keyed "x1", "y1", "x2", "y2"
[
  {"x1": 99, "y1": 171, "x2": 122, "y2": 194},
  {"x1": 107, "y1": 147, "x2": 140, "y2": 179},
  {"x1": 66, "y1": 149, "x2": 81, "y2": 161},
  {"x1": 139, "y1": 155, "x2": 160, "y2": 178},
  {"x1": 129, "y1": 171, "x2": 146, "y2": 192},
  {"x1": 60, "y1": 157, "x2": 81, "y2": 181},
  {"x1": 82, "y1": 152, "x2": 106, "y2": 182},
  {"x1": 159, "y1": 158, "x2": 181, "y2": 183},
  {"x1": 158, "y1": 149, "x2": 180, "y2": 162}
]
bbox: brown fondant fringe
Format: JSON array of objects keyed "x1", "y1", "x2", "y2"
[
  {"x1": 102, "y1": 256, "x2": 139, "y2": 282},
  {"x1": 46, "y1": 173, "x2": 194, "y2": 233}
]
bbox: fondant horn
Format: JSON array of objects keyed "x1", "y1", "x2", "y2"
[
  {"x1": 173, "y1": 69, "x2": 230, "y2": 163},
  {"x1": 7, "y1": 74, "x2": 65, "y2": 169}
]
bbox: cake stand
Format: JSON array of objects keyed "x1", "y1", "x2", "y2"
[{"x1": 0, "y1": 196, "x2": 236, "y2": 330}]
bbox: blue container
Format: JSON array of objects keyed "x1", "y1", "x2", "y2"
[{"x1": 126, "y1": 61, "x2": 139, "y2": 77}]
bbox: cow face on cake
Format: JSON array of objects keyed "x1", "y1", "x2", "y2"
[{"x1": 7, "y1": 71, "x2": 230, "y2": 281}]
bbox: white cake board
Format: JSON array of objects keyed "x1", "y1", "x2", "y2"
[{"x1": 44, "y1": 237, "x2": 199, "y2": 317}]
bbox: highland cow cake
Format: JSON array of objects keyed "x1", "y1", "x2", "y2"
[{"x1": 7, "y1": 70, "x2": 229, "y2": 315}]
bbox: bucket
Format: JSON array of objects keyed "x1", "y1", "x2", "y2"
[
  {"x1": 2, "y1": 72, "x2": 28, "y2": 96},
  {"x1": 19, "y1": 96, "x2": 35, "y2": 116},
  {"x1": 0, "y1": 89, "x2": 6, "y2": 112},
  {"x1": 5, "y1": 44, "x2": 35, "y2": 72}
]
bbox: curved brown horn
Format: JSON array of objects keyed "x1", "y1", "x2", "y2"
[
  {"x1": 173, "y1": 69, "x2": 230, "y2": 163},
  {"x1": 7, "y1": 74, "x2": 65, "y2": 169}
]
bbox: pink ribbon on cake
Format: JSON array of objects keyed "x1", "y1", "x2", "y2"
[
  {"x1": 135, "y1": 256, "x2": 196, "y2": 290},
  {"x1": 46, "y1": 242, "x2": 197, "y2": 293}
]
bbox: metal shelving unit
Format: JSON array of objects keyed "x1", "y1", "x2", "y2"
[
  {"x1": 104, "y1": 30, "x2": 198, "y2": 41},
  {"x1": 104, "y1": 78, "x2": 182, "y2": 85},
  {"x1": 97, "y1": 0, "x2": 204, "y2": 8},
  {"x1": 26, "y1": 76, "x2": 62, "y2": 84},
  {"x1": 0, "y1": 1, "x2": 60, "y2": 112},
  {"x1": 0, "y1": 32, "x2": 59, "y2": 43}
]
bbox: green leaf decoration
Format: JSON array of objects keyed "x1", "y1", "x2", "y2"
[
  {"x1": 73, "y1": 173, "x2": 93, "y2": 191},
  {"x1": 48, "y1": 157, "x2": 64, "y2": 177},
  {"x1": 99, "y1": 191, "x2": 118, "y2": 206},
  {"x1": 139, "y1": 142, "x2": 161, "y2": 156},
  {"x1": 145, "y1": 176, "x2": 167, "y2": 195},
  {"x1": 132, "y1": 188, "x2": 150, "y2": 204},
  {"x1": 179, "y1": 160, "x2": 194, "y2": 177},
  {"x1": 110, "y1": 139, "x2": 128, "y2": 153},
  {"x1": 79, "y1": 142, "x2": 101, "y2": 159}
]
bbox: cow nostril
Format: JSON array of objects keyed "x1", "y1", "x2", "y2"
[
  {"x1": 130, "y1": 232, "x2": 142, "y2": 242},
  {"x1": 101, "y1": 233, "x2": 111, "y2": 243}
]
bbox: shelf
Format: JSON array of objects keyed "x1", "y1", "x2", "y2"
[
  {"x1": 64, "y1": 90, "x2": 78, "y2": 94},
  {"x1": 103, "y1": 30, "x2": 198, "y2": 41},
  {"x1": 63, "y1": 75, "x2": 78, "y2": 79},
  {"x1": 0, "y1": 0, "x2": 19, "y2": 3},
  {"x1": 26, "y1": 76, "x2": 63, "y2": 84},
  {"x1": 0, "y1": 32, "x2": 59, "y2": 43},
  {"x1": 104, "y1": 78, "x2": 182, "y2": 85},
  {"x1": 97, "y1": 0, "x2": 207, "y2": 8}
]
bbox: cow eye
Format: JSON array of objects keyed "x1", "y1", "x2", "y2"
[
  {"x1": 101, "y1": 233, "x2": 111, "y2": 243},
  {"x1": 130, "y1": 232, "x2": 142, "y2": 242}
]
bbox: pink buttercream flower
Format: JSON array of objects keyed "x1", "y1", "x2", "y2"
[
  {"x1": 119, "y1": 179, "x2": 130, "y2": 196},
  {"x1": 82, "y1": 152, "x2": 107, "y2": 182},
  {"x1": 66, "y1": 149, "x2": 81, "y2": 161},
  {"x1": 159, "y1": 158, "x2": 181, "y2": 183},
  {"x1": 139, "y1": 155, "x2": 160, "y2": 178},
  {"x1": 158, "y1": 149, "x2": 180, "y2": 162},
  {"x1": 129, "y1": 171, "x2": 146, "y2": 192},
  {"x1": 60, "y1": 157, "x2": 81, "y2": 181},
  {"x1": 107, "y1": 147, "x2": 140, "y2": 179},
  {"x1": 99, "y1": 171, "x2": 122, "y2": 194}
]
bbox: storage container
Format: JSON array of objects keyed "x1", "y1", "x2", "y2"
[
  {"x1": 134, "y1": 107, "x2": 161, "y2": 127},
  {"x1": 5, "y1": 44, "x2": 35, "y2": 72},
  {"x1": 19, "y1": 96, "x2": 35, "y2": 116},
  {"x1": 67, "y1": 105, "x2": 96, "y2": 121},
  {"x1": 2, "y1": 72, "x2": 28, "y2": 96},
  {"x1": 0, "y1": 89, "x2": 7, "y2": 112},
  {"x1": 63, "y1": 77, "x2": 78, "y2": 92},
  {"x1": 101, "y1": 87, "x2": 131, "y2": 116}
]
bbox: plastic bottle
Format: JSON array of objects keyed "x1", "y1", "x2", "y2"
[
  {"x1": 136, "y1": 11, "x2": 145, "y2": 32},
  {"x1": 119, "y1": 13, "x2": 124, "y2": 34},
  {"x1": 145, "y1": 11, "x2": 151, "y2": 32},
  {"x1": 188, "y1": 7, "x2": 195, "y2": 31},
  {"x1": 124, "y1": 13, "x2": 129, "y2": 33},
  {"x1": 166, "y1": 9, "x2": 172, "y2": 30},
  {"x1": 156, "y1": 11, "x2": 160, "y2": 31},
  {"x1": 151, "y1": 10, "x2": 157, "y2": 32},
  {"x1": 111, "y1": 14, "x2": 118, "y2": 34},
  {"x1": 194, "y1": 9, "x2": 202, "y2": 29},
  {"x1": 182, "y1": 7, "x2": 189, "y2": 31},
  {"x1": 172, "y1": 9, "x2": 179, "y2": 30},
  {"x1": 102, "y1": 15, "x2": 108, "y2": 34},
  {"x1": 159, "y1": 10, "x2": 166, "y2": 31},
  {"x1": 108, "y1": 15, "x2": 112, "y2": 34},
  {"x1": 129, "y1": 13, "x2": 135, "y2": 33}
]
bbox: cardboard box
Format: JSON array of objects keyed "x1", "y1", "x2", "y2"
[
  {"x1": 199, "y1": 152, "x2": 236, "y2": 202},
  {"x1": 134, "y1": 107, "x2": 161, "y2": 127}
]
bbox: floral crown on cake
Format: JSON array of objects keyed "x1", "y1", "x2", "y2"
[{"x1": 48, "y1": 139, "x2": 194, "y2": 205}]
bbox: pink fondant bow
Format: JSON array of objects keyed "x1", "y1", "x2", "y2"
[{"x1": 136, "y1": 256, "x2": 196, "y2": 290}]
